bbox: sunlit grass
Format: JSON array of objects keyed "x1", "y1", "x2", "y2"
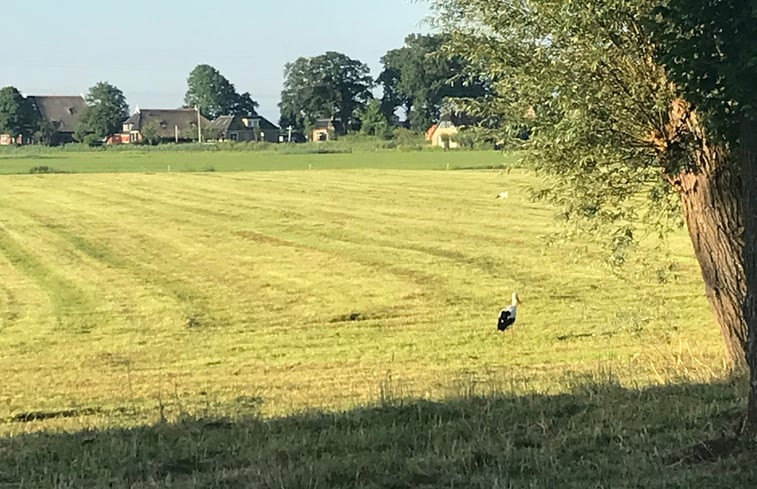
[
  {"x1": 0, "y1": 148, "x2": 509, "y2": 174},
  {"x1": 0, "y1": 166, "x2": 726, "y2": 436},
  {"x1": 0, "y1": 160, "x2": 750, "y2": 488}
]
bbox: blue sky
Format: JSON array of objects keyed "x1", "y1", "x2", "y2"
[{"x1": 5, "y1": 0, "x2": 431, "y2": 122}]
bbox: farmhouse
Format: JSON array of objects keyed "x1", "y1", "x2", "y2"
[
  {"x1": 0, "y1": 95, "x2": 86, "y2": 145},
  {"x1": 115, "y1": 108, "x2": 210, "y2": 144},
  {"x1": 29, "y1": 95, "x2": 87, "y2": 144},
  {"x1": 426, "y1": 118, "x2": 460, "y2": 149},
  {"x1": 311, "y1": 118, "x2": 346, "y2": 142},
  {"x1": 207, "y1": 114, "x2": 280, "y2": 142}
]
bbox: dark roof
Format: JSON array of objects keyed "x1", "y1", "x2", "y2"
[
  {"x1": 313, "y1": 118, "x2": 332, "y2": 130},
  {"x1": 124, "y1": 109, "x2": 211, "y2": 138},
  {"x1": 312, "y1": 118, "x2": 344, "y2": 132},
  {"x1": 208, "y1": 115, "x2": 237, "y2": 132},
  {"x1": 249, "y1": 115, "x2": 279, "y2": 131},
  {"x1": 28, "y1": 96, "x2": 86, "y2": 133},
  {"x1": 208, "y1": 114, "x2": 280, "y2": 133}
]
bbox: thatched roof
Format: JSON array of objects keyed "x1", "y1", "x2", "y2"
[
  {"x1": 124, "y1": 109, "x2": 210, "y2": 138},
  {"x1": 28, "y1": 95, "x2": 86, "y2": 133}
]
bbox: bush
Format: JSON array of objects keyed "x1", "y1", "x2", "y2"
[
  {"x1": 28, "y1": 165, "x2": 67, "y2": 174},
  {"x1": 391, "y1": 128, "x2": 425, "y2": 148},
  {"x1": 82, "y1": 134, "x2": 104, "y2": 147}
]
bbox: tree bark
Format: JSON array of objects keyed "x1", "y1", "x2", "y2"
[
  {"x1": 675, "y1": 147, "x2": 748, "y2": 371},
  {"x1": 738, "y1": 117, "x2": 757, "y2": 433}
]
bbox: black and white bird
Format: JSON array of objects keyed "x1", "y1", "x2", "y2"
[{"x1": 497, "y1": 292, "x2": 522, "y2": 334}]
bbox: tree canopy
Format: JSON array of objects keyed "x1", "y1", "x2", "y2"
[
  {"x1": 377, "y1": 33, "x2": 488, "y2": 132},
  {"x1": 279, "y1": 51, "x2": 373, "y2": 132},
  {"x1": 0, "y1": 86, "x2": 38, "y2": 141},
  {"x1": 650, "y1": 0, "x2": 757, "y2": 140},
  {"x1": 184, "y1": 64, "x2": 259, "y2": 119},
  {"x1": 360, "y1": 99, "x2": 391, "y2": 138},
  {"x1": 75, "y1": 82, "x2": 130, "y2": 142}
]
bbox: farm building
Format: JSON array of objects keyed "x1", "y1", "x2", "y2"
[
  {"x1": 426, "y1": 118, "x2": 460, "y2": 149},
  {"x1": 311, "y1": 118, "x2": 346, "y2": 142},
  {"x1": 115, "y1": 108, "x2": 210, "y2": 144},
  {"x1": 207, "y1": 114, "x2": 280, "y2": 142},
  {"x1": 0, "y1": 95, "x2": 86, "y2": 145},
  {"x1": 29, "y1": 95, "x2": 86, "y2": 144}
]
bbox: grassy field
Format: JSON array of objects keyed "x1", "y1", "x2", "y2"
[
  {"x1": 0, "y1": 148, "x2": 508, "y2": 174},
  {"x1": 0, "y1": 155, "x2": 751, "y2": 487}
]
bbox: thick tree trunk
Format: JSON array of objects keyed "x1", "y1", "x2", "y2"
[
  {"x1": 675, "y1": 147, "x2": 748, "y2": 371},
  {"x1": 738, "y1": 118, "x2": 757, "y2": 433}
]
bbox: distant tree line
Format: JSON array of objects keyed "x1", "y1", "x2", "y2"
[
  {"x1": 278, "y1": 34, "x2": 491, "y2": 137},
  {"x1": 1, "y1": 34, "x2": 492, "y2": 145}
]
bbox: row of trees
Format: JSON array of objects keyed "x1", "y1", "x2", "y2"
[
  {"x1": 278, "y1": 34, "x2": 488, "y2": 136},
  {"x1": 4, "y1": 39, "x2": 482, "y2": 144},
  {"x1": 430, "y1": 0, "x2": 757, "y2": 429}
]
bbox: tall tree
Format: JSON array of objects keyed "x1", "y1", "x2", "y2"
[
  {"x1": 279, "y1": 51, "x2": 373, "y2": 132},
  {"x1": 75, "y1": 82, "x2": 130, "y2": 141},
  {"x1": 430, "y1": 0, "x2": 752, "y2": 373},
  {"x1": 651, "y1": 0, "x2": 757, "y2": 431},
  {"x1": 0, "y1": 87, "x2": 38, "y2": 141},
  {"x1": 233, "y1": 92, "x2": 259, "y2": 117},
  {"x1": 360, "y1": 99, "x2": 391, "y2": 138},
  {"x1": 378, "y1": 34, "x2": 488, "y2": 132},
  {"x1": 184, "y1": 65, "x2": 258, "y2": 119}
]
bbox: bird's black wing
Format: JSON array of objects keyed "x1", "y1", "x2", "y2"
[{"x1": 497, "y1": 310, "x2": 514, "y2": 331}]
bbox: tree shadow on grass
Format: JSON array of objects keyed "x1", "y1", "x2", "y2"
[{"x1": 1, "y1": 378, "x2": 756, "y2": 489}]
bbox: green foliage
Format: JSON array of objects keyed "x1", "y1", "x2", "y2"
[
  {"x1": 201, "y1": 125, "x2": 224, "y2": 142},
  {"x1": 75, "y1": 82, "x2": 129, "y2": 142},
  {"x1": 391, "y1": 127, "x2": 424, "y2": 147},
  {"x1": 179, "y1": 124, "x2": 201, "y2": 142},
  {"x1": 378, "y1": 34, "x2": 489, "y2": 132},
  {"x1": 0, "y1": 86, "x2": 39, "y2": 140},
  {"x1": 359, "y1": 100, "x2": 391, "y2": 138},
  {"x1": 81, "y1": 133, "x2": 103, "y2": 147},
  {"x1": 234, "y1": 91, "x2": 258, "y2": 116},
  {"x1": 139, "y1": 122, "x2": 162, "y2": 145},
  {"x1": 431, "y1": 0, "x2": 686, "y2": 257},
  {"x1": 28, "y1": 165, "x2": 66, "y2": 174},
  {"x1": 279, "y1": 51, "x2": 373, "y2": 131},
  {"x1": 184, "y1": 64, "x2": 258, "y2": 119},
  {"x1": 33, "y1": 119, "x2": 57, "y2": 145},
  {"x1": 650, "y1": 0, "x2": 757, "y2": 140}
]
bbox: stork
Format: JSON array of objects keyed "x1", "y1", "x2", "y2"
[{"x1": 497, "y1": 292, "x2": 521, "y2": 334}]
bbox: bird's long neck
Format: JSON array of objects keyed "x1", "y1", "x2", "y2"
[{"x1": 511, "y1": 293, "x2": 518, "y2": 307}]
